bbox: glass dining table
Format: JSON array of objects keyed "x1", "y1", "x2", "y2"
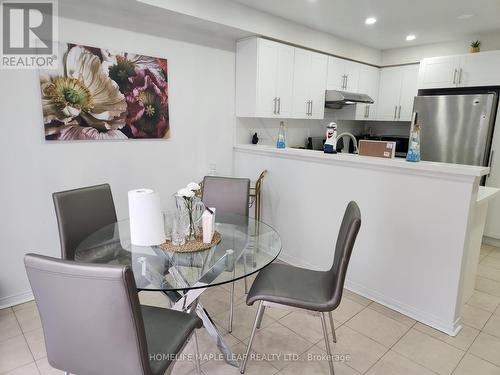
[{"x1": 74, "y1": 213, "x2": 281, "y2": 367}]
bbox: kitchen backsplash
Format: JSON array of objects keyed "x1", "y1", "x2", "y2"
[
  {"x1": 236, "y1": 118, "x2": 367, "y2": 147},
  {"x1": 236, "y1": 117, "x2": 410, "y2": 147}
]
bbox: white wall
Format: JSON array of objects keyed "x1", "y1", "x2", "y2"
[
  {"x1": 0, "y1": 17, "x2": 236, "y2": 308},
  {"x1": 382, "y1": 31, "x2": 500, "y2": 65}
]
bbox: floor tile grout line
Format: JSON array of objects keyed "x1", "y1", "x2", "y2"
[
  {"x1": 360, "y1": 319, "x2": 419, "y2": 375},
  {"x1": 6, "y1": 311, "x2": 40, "y2": 375}
]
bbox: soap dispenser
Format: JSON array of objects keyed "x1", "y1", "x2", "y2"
[
  {"x1": 324, "y1": 122, "x2": 338, "y2": 153},
  {"x1": 277, "y1": 121, "x2": 286, "y2": 149}
]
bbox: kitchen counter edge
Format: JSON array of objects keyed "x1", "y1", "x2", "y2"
[{"x1": 234, "y1": 144, "x2": 489, "y2": 180}]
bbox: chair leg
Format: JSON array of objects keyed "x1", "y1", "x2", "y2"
[
  {"x1": 228, "y1": 280, "x2": 235, "y2": 333},
  {"x1": 320, "y1": 313, "x2": 335, "y2": 375},
  {"x1": 193, "y1": 331, "x2": 202, "y2": 375},
  {"x1": 328, "y1": 311, "x2": 337, "y2": 343},
  {"x1": 255, "y1": 305, "x2": 266, "y2": 329},
  {"x1": 240, "y1": 301, "x2": 263, "y2": 374}
]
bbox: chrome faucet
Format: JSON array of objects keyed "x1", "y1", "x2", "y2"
[{"x1": 335, "y1": 132, "x2": 359, "y2": 154}]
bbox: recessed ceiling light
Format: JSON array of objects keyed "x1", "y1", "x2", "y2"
[
  {"x1": 365, "y1": 17, "x2": 377, "y2": 25},
  {"x1": 458, "y1": 14, "x2": 474, "y2": 19},
  {"x1": 406, "y1": 34, "x2": 416, "y2": 41}
]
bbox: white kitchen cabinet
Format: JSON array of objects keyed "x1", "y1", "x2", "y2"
[
  {"x1": 376, "y1": 65, "x2": 419, "y2": 121},
  {"x1": 460, "y1": 51, "x2": 500, "y2": 87},
  {"x1": 355, "y1": 64, "x2": 380, "y2": 120},
  {"x1": 376, "y1": 67, "x2": 404, "y2": 121},
  {"x1": 236, "y1": 37, "x2": 294, "y2": 118},
  {"x1": 399, "y1": 65, "x2": 420, "y2": 121},
  {"x1": 327, "y1": 56, "x2": 359, "y2": 92},
  {"x1": 418, "y1": 51, "x2": 500, "y2": 89},
  {"x1": 291, "y1": 47, "x2": 328, "y2": 119},
  {"x1": 417, "y1": 56, "x2": 460, "y2": 89}
]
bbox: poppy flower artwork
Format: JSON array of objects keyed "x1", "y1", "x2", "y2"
[{"x1": 40, "y1": 43, "x2": 170, "y2": 140}]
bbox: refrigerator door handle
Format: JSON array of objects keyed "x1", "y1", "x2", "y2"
[{"x1": 489, "y1": 150, "x2": 495, "y2": 178}]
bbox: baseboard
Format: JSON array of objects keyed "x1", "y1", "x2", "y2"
[
  {"x1": 0, "y1": 290, "x2": 34, "y2": 309},
  {"x1": 483, "y1": 236, "x2": 500, "y2": 248},
  {"x1": 278, "y1": 252, "x2": 321, "y2": 270},
  {"x1": 344, "y1": 279, "x2": 461, "y2": 336}
]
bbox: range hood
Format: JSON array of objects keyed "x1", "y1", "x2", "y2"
[{"x1": 325, "y1": 90, "x2": 374, "y2": 109}]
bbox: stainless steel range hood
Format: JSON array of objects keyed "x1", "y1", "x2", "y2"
[{"x1": 325, "y1": 90, "x2": 374, "y2": 108}]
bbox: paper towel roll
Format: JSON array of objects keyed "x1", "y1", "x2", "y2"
[{"x1": 128, "y1": 189, "x2": 165, "y2": 246}]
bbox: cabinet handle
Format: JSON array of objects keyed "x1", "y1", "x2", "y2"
[
  {"x1": 458, "y1": 68, "x2": 463, "y2": 84},
  {"x1": 394, "y1": 105, "x2": 398, "y2": 119},
  {"x1": 273, "y1": 97, "x2": 277, "y2": 114},
  {"x1": 452, "y1": 69, "x2": 457, "y2": 84},
  {"x1": 277, "y1": 97, "x2": 281, "y2": 114},
  {"x1": 340, "y1": 75, "x2": 345, "y2": 90},
  {"x1": 310, "y1": 100, "x2": 313, "y2": 116},
  {"x1": 398, "y1": 105, "x2": 402, "y2": 119},
  {"x1": 305, "y1": 100, "x2": 309, "y2": 115},
  {"x1": 345, "y1": 75, "x2": 348, "y2": 90},
  {"x1": 367, "y1": 105, "x2": 370, "y2": 118}
]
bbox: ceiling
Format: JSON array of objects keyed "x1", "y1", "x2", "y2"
[{"x1": 231, "y1": 0, "x2": 500, "y2": 50}]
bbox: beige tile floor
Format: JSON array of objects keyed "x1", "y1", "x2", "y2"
[{"x1": 2, "y1": 244, "x2": 500, "y2": 374}]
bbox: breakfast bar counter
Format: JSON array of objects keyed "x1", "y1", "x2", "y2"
[{"x1": 233, "y1": 144, "x2": 495, "y2": 336}]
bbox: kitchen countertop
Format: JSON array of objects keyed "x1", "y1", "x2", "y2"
[
  {"x1": 234, "y1": 144, "x2": 489, "y2": 180},
  {"x1": 477, "y1": 186, "x2": 500, "y2": 203}
]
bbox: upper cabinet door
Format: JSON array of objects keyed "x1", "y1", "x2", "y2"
[
  {"x1": 256, "y1": 39, "x2": 280, "y2": 117},
  {"x1": 356, "y1": 64, "x2": 380, "y2": 120},
  {"x1": 459, "y1": 51, "x2": 500, "y2": 87},
  {"x1": 291, "y1": 48, "x2": 312, "y2": 118},
  {"x1": 398, "y1": 65, "x2": 420, "y2": 121},
  {"x1": 343, "y1": 60, "x2": 360, "y2": 92},
  {"x1": 308, "y1": 51, "x2": 328, "y2": 119},
  {"x1": 275, "y1": 44, "x2": 295, "y2": 118},
  {"x1": 418, "y1": 56, "x2": 460, "y2": 89},
  {"x1": 327, "y1": 56, "x2": 346, "y2": 90},
  {"x1": 376, "y1": 67, "x2": 403, "y2": 121}
]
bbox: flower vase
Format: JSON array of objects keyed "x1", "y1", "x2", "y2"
[{"x1": 175, "y1": 195, "x2": 205, "y2": 241}]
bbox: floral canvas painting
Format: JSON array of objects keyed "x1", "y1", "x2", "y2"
[{"x1": 40, "y1": 43, "x2": 170, "y2": 140}]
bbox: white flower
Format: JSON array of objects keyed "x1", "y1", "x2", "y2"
[
  {"x1": 177, "y1": 188, "x2": 195, "y2": 198},
  {"x1": 41, "y1": 45, "x2": 127, "y2": 133},
  {"x1": 186, "y1": 182, "x2": 201, "y2": 191}
]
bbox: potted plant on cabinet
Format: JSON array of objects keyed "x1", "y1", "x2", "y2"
[{"x1": 470, "y1": 40, "x2": 481, "y2": 53}]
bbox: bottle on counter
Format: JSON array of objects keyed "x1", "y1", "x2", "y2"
[
  {"x1": 324, "y1": 122, "x2": 338, "y2": 154},
  {"x1": 406, "y1": 123, "x2": 421, "y2": 162},
  {"x1": 277, "y1": 121, "x2": 286, "y2": 149}
]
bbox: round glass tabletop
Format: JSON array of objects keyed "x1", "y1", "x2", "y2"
[{"x1": 74, "y1": 213, "x2": 281, "y2": 292}]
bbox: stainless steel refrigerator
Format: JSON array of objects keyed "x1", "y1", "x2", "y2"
[{"x1": 413, "y1": 93, "x2": 498, "y2": 166}]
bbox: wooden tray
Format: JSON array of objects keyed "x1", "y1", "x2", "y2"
[{"x1": 159, "y1": 231, "x2": 221, "y2": 253}]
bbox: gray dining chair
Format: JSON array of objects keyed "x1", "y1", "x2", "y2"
[
  {"x1": 25, "y1": 253, "x2": 203, "y2": 375},
  {"x1": 202, "y1": 176, "x2": 250, "y2": 333},
  {"x1": 240, "y1": 201, "x2": 361, "y2": 375},
  {"x1": 53, "y1": 183, "x2": 117, "y2": 260}
]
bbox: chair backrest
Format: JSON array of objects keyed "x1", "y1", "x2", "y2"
[
  {"x1": 202, "y1": 176, "x2": 250, "y2": 217},
  {"x1": 24, "y1": 254, "x2": 152, "y2": 375},
  {"x1": 53, "y1": 184, "x2": 117, "y2": 260},
  {"x1": 327, "y1": 201, "x2": 361, "y2": 310}
]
